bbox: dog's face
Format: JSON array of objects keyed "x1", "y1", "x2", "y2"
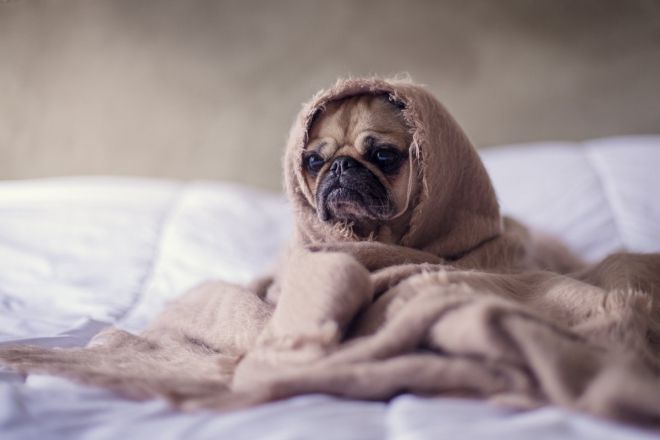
[{"x1": 303, "y1": 94, "x2": 412, "y2": 237}]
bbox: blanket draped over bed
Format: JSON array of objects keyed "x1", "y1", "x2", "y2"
[{"x1": 1, "y1": 78, "x2": 659, "y2": 428}]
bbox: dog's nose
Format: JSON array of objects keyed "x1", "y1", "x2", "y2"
[{"x1": 330, "y1": 156, "x2": 359, "y2": 175}]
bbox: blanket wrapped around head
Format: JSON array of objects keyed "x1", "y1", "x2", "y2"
[{"x1": 1, "y1": 77, "x2": 660, "y2": 428}]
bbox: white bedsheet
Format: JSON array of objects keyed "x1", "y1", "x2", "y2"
[{"x1": 1, "y1": 136, "x2": 659, "y2": 439}]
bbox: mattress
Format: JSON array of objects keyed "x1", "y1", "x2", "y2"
[{"x1": 1, "y1": 136, "x2": 659, "y2": 440}]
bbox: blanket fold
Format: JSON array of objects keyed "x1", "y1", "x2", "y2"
[{"x1": 1, "y1": 77, "x2": 659, "y2": 428}]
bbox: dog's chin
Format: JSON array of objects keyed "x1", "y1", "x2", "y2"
[
  {"x1": 316, "y1": 187, "x2": 395, "y2": 237},
  {"x1": 323, "y1": 187, "x2": 379, "y2": 222},
  {"x1": 315, "y1": 165, "x2": 395, "y2": 232}
]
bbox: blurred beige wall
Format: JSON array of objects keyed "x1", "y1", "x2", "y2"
[{"x1": 1, "y1": 0, "x2": 659, "y2": 190}]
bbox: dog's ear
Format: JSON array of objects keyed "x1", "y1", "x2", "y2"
[{"x1": 384, "y1": 90, "x2": 406, "y2": 110}]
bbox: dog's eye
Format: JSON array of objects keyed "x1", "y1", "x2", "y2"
[
  {"x1": 305, "y1": 153, "x2": 325, "y2": 174},
  {"x1": 375, "y1": 149, "x2": 398, "y2": 163},
  {"x1": 371, "y1": 148, "x2": 402, "y2": 173}
]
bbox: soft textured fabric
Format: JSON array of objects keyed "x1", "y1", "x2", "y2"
[{"x1": 1, "y1": 79, "x2": 659, "y2": 429}]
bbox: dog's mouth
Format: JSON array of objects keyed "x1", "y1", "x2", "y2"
[
  {"x1": 316, "y1": 169, "x2": 392, "y2": 223},
  {"x1": 325, "y1": 187, "x2": 366, "y2": 217}
]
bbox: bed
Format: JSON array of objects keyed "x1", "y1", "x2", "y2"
[{"x1": 1, "y1": 136, "x2": 659, "y2": 440}]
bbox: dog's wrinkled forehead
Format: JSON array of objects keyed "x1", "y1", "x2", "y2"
[{"x1": 305, "y1": 94, "x2": 410, "y2": 158}]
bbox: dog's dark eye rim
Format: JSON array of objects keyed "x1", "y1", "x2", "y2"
[
  {"x1": 304, "y1": 152, "x2": 325, "y2": 174},
  {"x1": 367, "y1": 145, "x2": 407, "y2": 174},
  {"x1": 369, "y1": 146, "x2": 403, "y2": 163},
  {"x1": 373, "y1": 148, "x2": 399, "y2": 163}
]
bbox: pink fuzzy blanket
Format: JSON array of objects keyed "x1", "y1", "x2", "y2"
[{"x1": 1, "y1": 78, "x2": 659, "y2": 428}]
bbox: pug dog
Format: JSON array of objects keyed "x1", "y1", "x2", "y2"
[
  {"x1": 297, "y1": 90, "x2": 581, "y2": 273},
  {"x1": 302, "y1": 94, "x2": 414, "y2": 242}
]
